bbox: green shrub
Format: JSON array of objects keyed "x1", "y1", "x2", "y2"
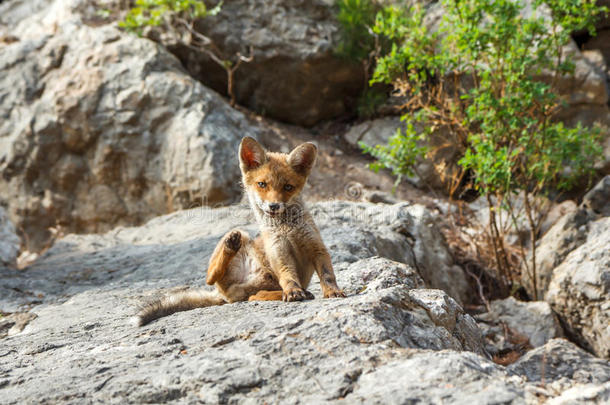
[
  {"x1": 348, "y1": 0, "x2": 605, "y2": 298},
  {"x1": 360, "y1": 115, "x2": 429, "y2": 187},
  {"x1": 119, "y1": 0, "x2": 221, "y2": 35},
  {"x1": 335, "y1": 0, "x2": 380, "y2": 61}
]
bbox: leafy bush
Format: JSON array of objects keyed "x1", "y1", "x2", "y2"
[
  {"x1": 120, "y1": 0, "x2": 221, "y2": 35},
  {"x1": 346, "y1": 0, "x2": 605, "y2": 298},
  {"x1": 335, "y1": 0, "x2": 380, "y2": 61}
]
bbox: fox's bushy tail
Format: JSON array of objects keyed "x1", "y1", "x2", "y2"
[{"x1": 133, "y1": 289, "x2": 226, "y2": 326}]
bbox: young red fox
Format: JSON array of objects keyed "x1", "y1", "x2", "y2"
[{"x1": 135, "y1": 137, "x2": 345, "y2": 326}]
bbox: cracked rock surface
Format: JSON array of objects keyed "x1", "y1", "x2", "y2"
[
  {"x1": 2, "y1": 202, "x2": 609, "y2": 403},
  {"x1": 0, "y1": 202, "x2": 487, "y2": 403}
]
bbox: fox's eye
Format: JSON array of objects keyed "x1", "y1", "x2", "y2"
[
  {"x1": 283, "y1": 184, "x2": 294, "y2": 192},
  {"x1": 257, "y1": 182, "x2": 266, "y2": 188}
]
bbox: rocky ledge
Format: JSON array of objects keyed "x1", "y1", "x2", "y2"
[{"x1": 1, "y1": 201, "x2": 609, "y2": 403}]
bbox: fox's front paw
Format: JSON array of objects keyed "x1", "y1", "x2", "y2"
[
  {"x1": 323, "y1": 288, "x2": 346, "y2": 299},
  {"x1": 224, "y1": 231, "x2": 242, "y2": 252},
  {"x1": 282, "y1": 288, "x2": 315, "y2": 302}
]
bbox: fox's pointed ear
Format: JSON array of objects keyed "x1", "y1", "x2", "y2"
[
  {"x1": 287, "y1": 142, "x2": 317, "y2": 175},
  {"x1": 239, "y1": 137, "x2": 266, "y2": 171}
]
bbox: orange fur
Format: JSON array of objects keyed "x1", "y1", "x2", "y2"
[
  {"x1": 248, "y1": 290, "x2": 284, "y2": 301},
  {"x1": 133, "y1": 137, "x2": 344, "y2": 326}
]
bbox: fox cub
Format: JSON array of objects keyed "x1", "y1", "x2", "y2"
[{"x1": 135, "y1": 137, "x2": 345, "y2": 326}]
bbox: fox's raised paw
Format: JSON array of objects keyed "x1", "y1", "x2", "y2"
[
  {"x1": 282, "y1": 288, "x2": 315, "y2": 302},
  {"x1": 324, "y1": 289, "x2": 346, "y2": 299},
  {"x1": 224, "y1": 231, "x2": 242, "y2": 252}
]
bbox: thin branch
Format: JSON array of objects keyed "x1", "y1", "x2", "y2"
[
  {"x1": 464, "y1": 263, "x2": 491, "y2": 312},
  {"x1": 227, "y1": 47, "x2": 254, "y2": 106},
  {"x1": 174, "y1": 17, "x2": 254, "y2": 107}
]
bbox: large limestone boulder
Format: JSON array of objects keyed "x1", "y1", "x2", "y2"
[
  {"x1": 551, "y1": 41, "x2": 609, "y2": 112},
  {"x1": 311, "y1": 201, "x2": 470, "y2": 304},
  {"x1": 0, "y1": 202, "x2": 470, "y2": 310},
  {"x1": 0, "y1": 202, "x2": 485, "y2": 403},
  {"x1": 525, "y1": 176, "x2": 610, "y2": 298},
  {"x1": 522, "y1": 177, "x2": 610, "y2": 359},
  {"x1": 3, "y1": 202, "x2": 609, "y2": 403},
  {"x1": 160, "y1": 0, "x2": 364, "y2": 126},
  {"x1": 0, "y1": 0, "x2": 264, "y2": 250},
  {"x1": 545, "y1": 216, "x2": 610, "y2": 359}
]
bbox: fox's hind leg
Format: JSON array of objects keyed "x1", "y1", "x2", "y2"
[
  {"x1": 206, "y1": 229, "x2": 249, "y2": 285},
  {"x1": 248, "y1": 289, "x2": 314, "y2": 301},
  {"x1": 248, "y1": 290, "x2": 284, "y2": 301}
]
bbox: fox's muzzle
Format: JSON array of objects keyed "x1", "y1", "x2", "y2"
[{"x1": 259, "y1": 201, "x2": 286, "y2": 215}]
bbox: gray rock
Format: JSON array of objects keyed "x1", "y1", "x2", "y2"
[
  {"x1": 0, "y1": 207, "x2": 20, "y2": 267},
  {"x1": 507, "y1": 339, "x2": 610, "y2": 404},
  {"x1": 467, "y1": 194, "x2": 578, "y2": 253},
  {"x1": 344, "y1": 117, "x2": 403, "y2": 150},
  {"x1": 160, "y1": 0, "x2": 364, "y2": 126},
  {"x1": 467, "y1": 194, "x2": 537, "y2": 247},
  {"x1": 311, "y1": 201, "x2": 470, "y2": 304},
  {"x1": 546, "y1": 382, "x2": 610, "y2": 405},
  {"x1": 346, "y1": 342, "x2": 610, "y2": 404},
  {"x1": 520, "y1": 176, "x2": 610, "y2": 359},
  {"x1": 342, "y1": 350, "x2": 527, "y2": 405},
  {"x1": 2, "y1": 201, "x2": 609, "y2": 403},
  {"x1": 477, "y1": 297, "x2": 563, "y2": 349},
  {"x1": 524, "y1": 176, "x2": 610, "y2": 299},
  {"x1": 0, "y1": 202, "x2": 469, "y2": 310},
  {"x1": 545, "y1": 217, "x2": 610, "y2": 359},
  {"x1": 406, "y1": 289, "x2": 484, "y2": 354},
  {"x1": 525, "y1": 207, "x2": 594, "y2": 298},
  {"x1": 582, "y1": 49, "x2": 608, "y2": 76},
  {"x1": 0, "y1": 201, "x2": 491, "y2": 403},
  {"x1": 1, "y1": 281, "x2": 486, "y2": 404},
  {"x1": 508, "y1": 339, "x2": 610, "y2": 385},
  {"x1": 340, "y1": 256, "x2": 424, "y2": 295},
  {"x1": 0, "y1": 0, "x2": 265, "y2": 250},
  {"x1": 582, "y1": 175, "x2": 610, "y2": 217},
  {"x1": 539, "y1": 200, "x2": 578, "y2": 237},
  {"x1": 552, "y1": 41, "x2": 609, "y2": 108},
  {"x1": 361, "y1": 190, "x2": 399, "y2": 205}
]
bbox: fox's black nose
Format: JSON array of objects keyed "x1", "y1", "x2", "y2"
[{"x1": 269, "y1": 203, "x2": 280, "y2": 211}]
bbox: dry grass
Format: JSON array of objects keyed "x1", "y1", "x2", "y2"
[{"x1": 438, "y1": 199, "x2": 526, "y2": 303}]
